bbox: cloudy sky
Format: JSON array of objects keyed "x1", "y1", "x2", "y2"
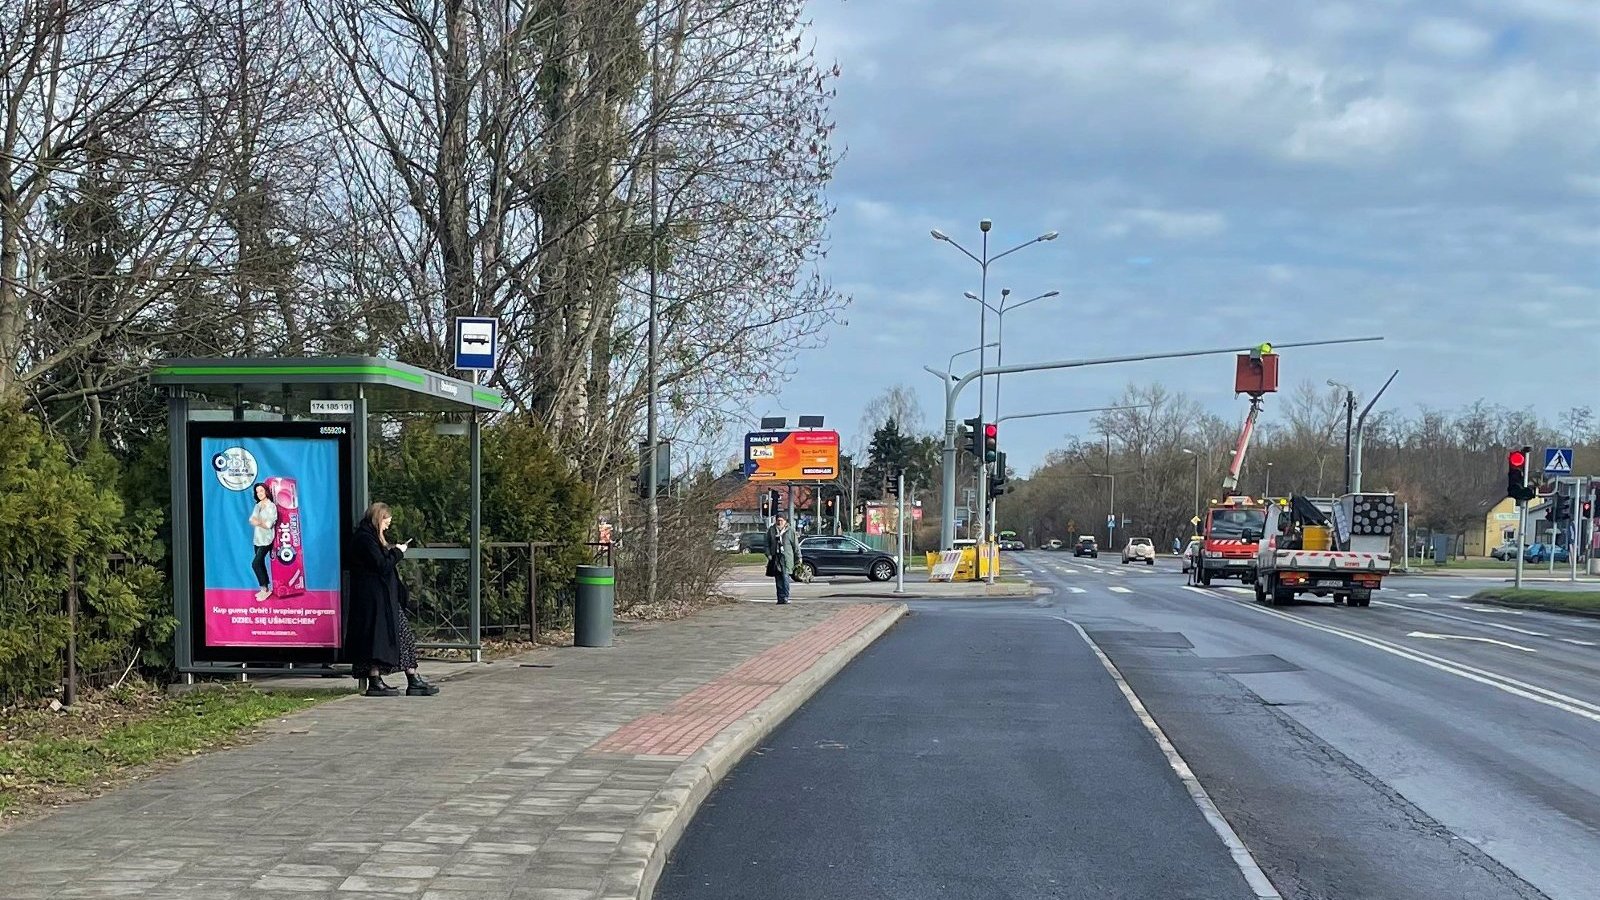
[{"x1": 748, "y1": 0, "x2": 1600, "y2": 473}]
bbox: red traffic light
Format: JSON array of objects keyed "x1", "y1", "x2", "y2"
[
  {"x1": 984, "y1": 423, "x2": 997, "y2": 439},
  {"x1": 1508, "y1": 450, "x2": 1526, "y2": 468}
]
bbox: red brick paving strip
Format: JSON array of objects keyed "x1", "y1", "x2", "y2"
[{"x1": 590, "y1": 604, "x2": 888, "y2": 758}]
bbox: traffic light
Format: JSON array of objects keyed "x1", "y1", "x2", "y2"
[
  {"x1": 1506, "y1": 447, "x2": 1534, "y2": 502},
  {"x1": 983, "y1": 423, "x2": 997, "y2": 463},
  {"x1": 990, "y1": 451, "x2": 1010, "y2": 496},
  {"x1": 963, "y1": 416, "x2": 982, "y2": 457},
  {"x1": 760, "y1": 491, "x2": 771, "y2": 518},
  {"x1": 1584, "y1": 500, "x2": 1593, "y2": 519},
  {"x1": 1553, "y1": 492, "x2": 1571, "y2": 523}
]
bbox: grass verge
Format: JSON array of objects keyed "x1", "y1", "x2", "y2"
[
  {"x1": 1468, "y1": 588, "x2": 1600, "y2": 615},
  {"x1": 1, "y1": 685, "x2": 343, "y2": 826}
]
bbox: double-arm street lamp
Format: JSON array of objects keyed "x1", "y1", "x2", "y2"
[{"x1": 932, "y1": 221, "x2": 1058, "y2": 544}]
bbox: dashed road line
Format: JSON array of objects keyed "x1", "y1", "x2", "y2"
[
  {"x1": 1406, "y1": 592, "x2": 1429, "y2": 598},
  {"x1": 1406, "y1": 631, "x2": 1537, "y2": 653},
  {"x1": 1564, "y1": 638, "x2": 1597, "y2": 647},
  {"x1": 1067, "y1": 587, "x2": 1087, "y2": 594},
  {"x1": 1210, "y1": 594, "x2": 1600, "y2": 725},
  {"x1": 1372, "y1": 600, "x2": 1550, "y2": 637},
  {"x1": 1109, "y1": 586, "x2": 1133, "y2": 594},
  {"x1": 1224, "y1": 586, "x2": 1255, "y2": 595}
]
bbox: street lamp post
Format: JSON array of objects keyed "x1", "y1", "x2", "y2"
[
  {"x1": 932, "y1": 221, "x2": 1058, "y2": 553},
  {"x1": 1328, "y1": 379, "x2": 1355, "y2": 494},
  {"x1": 948, "y1": 342, "x2": 998, "y2": 377},
  {"x1": 1181, "y1": 448, "x2": 1201, "y2": 525},
  {"x1": 1351, "y1": 369, "x2": 1399, "y2": 493},
  {"x1": 1265, "y1": 461, "x2": 1273, "y2": 499},
  {"x1": 984, "y1": 288, "x2": 1059, "y2": 536},
  {"x1": 1090, "y1": 473, "x2": 1115, "y2": 546}
]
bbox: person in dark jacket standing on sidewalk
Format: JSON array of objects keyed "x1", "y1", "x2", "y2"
[
  {"x1": 766, "y1": 513, "x2": 802, "y2": 605},
  {"x1": 346, "y1": 502, "x2": 438, "y2": 697}
]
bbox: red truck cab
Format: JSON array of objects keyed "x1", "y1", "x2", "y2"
[{"x1": 1190, "y1": 496, "x2": 1267, "y2": 586}]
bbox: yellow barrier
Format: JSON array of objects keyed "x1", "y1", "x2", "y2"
[{"x1": 927, "y1": 545, "x2": 1000, "y2": 581}]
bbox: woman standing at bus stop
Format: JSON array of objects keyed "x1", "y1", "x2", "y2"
[{"x1": 347, "y1": 502, "x2": 438, "y2": 697}]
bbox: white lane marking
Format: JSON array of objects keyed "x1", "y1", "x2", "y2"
[
  {"x1": 1372, "y1": 601, "x2": 1550, "y2": 637},
  {"x1": 1059, "y1": 619, "x2": 1283, "y2": 900},
  {"x1": 1406, "y1": 631, "x2": 1538, "y2": 653},
  {"x1": 1466, "y1": 605, "x2": 1525, "y2": 615},
  {"x1": 1059, "y1": 568, "x2": 1078, "y2": 574},
  {"x1": 1109, "y1": 586, "x2": 1133, "y2": 594},
  {"x1": 1211, "y1": 595, "x2": 1600, "y2": 724},
  {"x1": 1406, "y1": 592, "x2": 1429, "y2": 598},
  {"x1": 1224, "y1": 587, "x2": 1255, "y2": 595},
  {"x1": 1182, "y1": 586, "x2": 1218, "y2": 597},
  {"x1": 1449, "y1": 595, "x2": 1469, "y2": 600},
  {"x1": 1564, "y1": 638, "x2": 1597, "y2": 647},
  {"x1": 1067, "y1": 587, "x2": 1087, "y2": 594}
]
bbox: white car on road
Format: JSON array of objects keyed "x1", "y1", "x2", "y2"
[{"x1": 1121, "y1": 537, "x2": 1156, "y2": 565}]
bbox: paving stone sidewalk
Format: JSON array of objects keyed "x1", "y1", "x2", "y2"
[{"x1": 0, "y1": 601, "x2": 904, "y2": 900}]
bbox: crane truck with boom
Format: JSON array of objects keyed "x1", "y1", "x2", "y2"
[{"x1": 1188, "y1": 344, "x2": 1277, "y2": 587}]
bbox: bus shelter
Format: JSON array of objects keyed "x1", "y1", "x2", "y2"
[{"x1": 152, "y1": 357, "x2": 505, "y2": 678}]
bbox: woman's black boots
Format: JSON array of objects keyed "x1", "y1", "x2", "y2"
[
  {"x1": 405, "y1": 672, "x2": 439, "y2": 696},
  {"x1": 365, "y1": 676, "x2": 399, "y2": 697}
]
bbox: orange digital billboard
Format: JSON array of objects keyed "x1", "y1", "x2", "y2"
[{"x1": 744, "y1": 430, "x2": 839, "y2": 480}]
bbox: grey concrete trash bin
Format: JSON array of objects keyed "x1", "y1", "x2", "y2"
[{"x1": 574, "y1": 565, "x2": 615, "y2": 647}]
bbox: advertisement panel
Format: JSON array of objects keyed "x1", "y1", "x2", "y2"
[
  {"x1": 189, "y1": 423, "x2": 352, "y2": 661},
  {"x1": 744, "y1": 430, "x2": 839, "y2": 480}
]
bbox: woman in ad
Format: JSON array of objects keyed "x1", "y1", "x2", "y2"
[
  {"x1": 346, "y1": 502, "x2": 439, "y2": 698},
  {"x1": 249, "y1": 483, "x2": 276, "y2": 601}
]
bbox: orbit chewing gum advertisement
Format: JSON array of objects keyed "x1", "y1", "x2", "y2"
[
  {"x1": 266, "y1": 476, "x2": 308, "y2": 599},
  {"x1": 200, "y1": 437, "x2": 340, "y2": 647}
]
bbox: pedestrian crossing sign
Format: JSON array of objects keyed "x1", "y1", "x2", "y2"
[{"x1": 1544, "y1": 447, "x2": 1573, "y2": 474}]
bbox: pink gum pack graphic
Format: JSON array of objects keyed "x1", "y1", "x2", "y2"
[{"x1": 266, "y1": 476, "x2": 307, "y2": 599}]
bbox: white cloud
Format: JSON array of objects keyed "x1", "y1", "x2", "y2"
[
  {"x1": 1448, "y1": 66, "x2": 1600, "y2": 157},
  {"x1": 1409, "y1": 17, "x2": 1494, "y2": 58},
  {"x1": 1103, "y1": 207, "x2": 1227, "y2": 240},
  {"x1": 1284, "y1": 96, "x2": 1417, "y2": 163}
]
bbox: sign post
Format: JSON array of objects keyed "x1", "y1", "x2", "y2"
[{"x1": 895, "y1": 469, "x2": 906, "y2": 595}]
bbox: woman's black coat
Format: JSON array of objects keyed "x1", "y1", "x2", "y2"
[{"x1": 345, "y1": 521, "x2": 407, "y2": 672}]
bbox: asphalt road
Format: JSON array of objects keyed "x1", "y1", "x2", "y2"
[
  {"x1": 655, "y1": 599, "x2": 1260, "y2": 899},
  {"x1": 667, "y1": 552, "x2": 1600, "y2": 899},
  {"x1": 1009, "y1": 551, "x2": 1599, "y2": 900}
]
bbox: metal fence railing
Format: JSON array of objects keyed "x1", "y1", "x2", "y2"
[{"x1": 400, "y1": 541, "x2": 610, "y2": 651}]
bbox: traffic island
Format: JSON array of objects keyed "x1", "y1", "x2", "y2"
[
  {"x1": 0, "y1": 601, "x2": 906, "y2": 900},
  {"x1": 1468, "y1": 588, "x2": 1600, "y2": 618}
]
